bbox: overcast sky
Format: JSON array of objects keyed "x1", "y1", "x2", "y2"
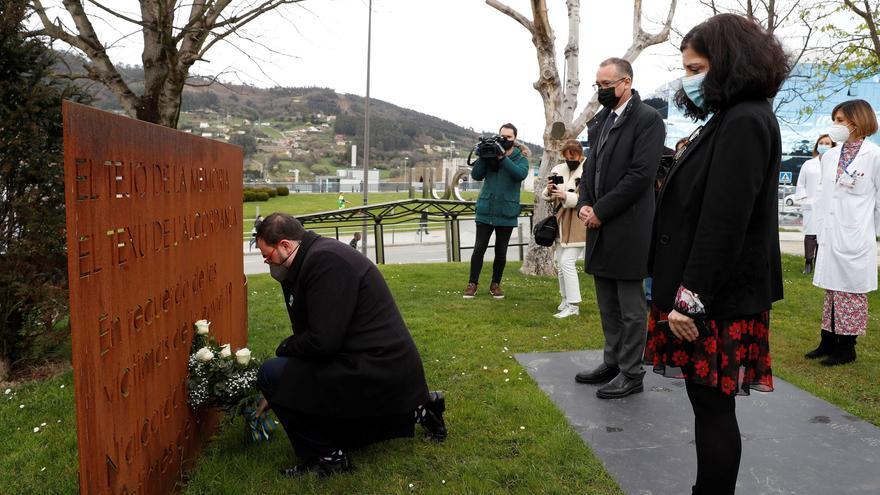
[{"x1": 37, "y1": 0, "x2": 821, "y2": 144}]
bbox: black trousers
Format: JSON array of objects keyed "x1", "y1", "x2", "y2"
[
  {"x1": 469, "y1": 222, "x2": 514, "y2": 284},
  {"x1": 685, "y1": 381, "x2": 740, "y2": 495},
  {"x1": 257, "y1": 357, "x2": 415, "y2": 459},
  {"x1": 270, "y1": 404, "x2": 414, "y2": 459}
]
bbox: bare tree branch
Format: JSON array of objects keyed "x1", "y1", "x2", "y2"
[
  {"x1": 573, "y1": 0, "x2": 677, "y2": 132},
  {"x1": 561, "y1": 0, "x2": 581, "y2": 124},
  {"x1": 30, "y1": 0, "x2": 140, "y2": 116},
  {"x1": 84, "y1": 0, "x2": 146, "y2": 27},
  {"x1": 28, "y1": 0, "x2": 308, "y2": 127},
  {"x1": 486, "y1": 0, "x2": 535, "y2": 34}
]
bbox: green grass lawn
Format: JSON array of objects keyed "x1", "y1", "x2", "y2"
[{"x1": 2, "y1": 255, "x2": 878, "y2": 494}]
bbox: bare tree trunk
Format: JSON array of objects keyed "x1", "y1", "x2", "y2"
[
  {"x1": 488, "y1": 0, "x2": 676, "y2": 276},
  {"x1": 0, "y1": 356, "x2": 8, "y2": 382}
]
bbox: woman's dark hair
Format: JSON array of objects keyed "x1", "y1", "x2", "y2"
[
  {"x1": 812, "y1": 134, "x2": 834, "y2": 157},
  {"x1": 674, "y1": 14, "x2": 791, "y2": 120},
  {"x1": 256, "y1": 212, "x2": 306, "y2": 245},
  {"x1": 500, "y1": 123, "x2": 518, "y2": 138}
]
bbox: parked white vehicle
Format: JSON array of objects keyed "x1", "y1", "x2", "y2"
[{"x1": 783, "y1": 193, "x2": 802, "y2": 207}]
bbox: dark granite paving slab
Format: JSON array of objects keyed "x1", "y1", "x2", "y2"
[{"x1": 516, "y1": 350, "x2": 880, "y2": 495}]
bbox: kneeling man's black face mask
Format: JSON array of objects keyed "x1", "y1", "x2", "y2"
[
  {"x1": 269, "y1": 246, "x2": 296, "y2": 282},
  {"x1": 270, "y1": 264, "x2": 288, "y2": 283}
]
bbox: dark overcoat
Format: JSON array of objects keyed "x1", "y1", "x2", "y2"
[
  {"x1": 272, "y1": 231, "x2": 429, "y2": 417},
  {"x1": 577, "y1": 90, "x2": 666, "y2": 280},
  {"x1": 650, "y1": 99, "x2": 784, "y2": 319}
]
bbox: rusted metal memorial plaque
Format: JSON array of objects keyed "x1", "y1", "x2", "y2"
[{"x1": 62, "y1": 102, "x2": 246, "y2": 494}]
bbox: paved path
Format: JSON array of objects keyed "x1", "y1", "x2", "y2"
[{"x1": 516, "y1": 350, "x2": 880, "y2": 495}]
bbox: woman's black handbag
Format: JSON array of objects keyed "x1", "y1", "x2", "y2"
[{"x1": 533, "y1": 204, "x2": 561, "y2": 247}]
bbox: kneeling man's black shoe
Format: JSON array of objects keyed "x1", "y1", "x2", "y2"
[
  {"x1": 421, "y1": 390, "x2": 448, "y2": 441},
  {"x1": 280, "y1": 453, "x2": 353, "y2": 478},
  {"x1": 596, "y1": 373, "x2": 643, "y2": 399},
  {"x1": 575, "y1": 364, "x2": 619, "y2": 384}
]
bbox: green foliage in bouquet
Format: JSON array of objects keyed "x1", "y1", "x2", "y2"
[{"x1": 186, "y1": 320, "x2": 275, "y2": 442}]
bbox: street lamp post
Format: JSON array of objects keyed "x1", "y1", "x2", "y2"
[{"x1": 361, "y1": 0, "x2": 373, "y2": 257}]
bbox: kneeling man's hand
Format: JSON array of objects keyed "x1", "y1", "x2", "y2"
[{"x1": 256, "y1": 397, "x2": 270, "y2": 417}]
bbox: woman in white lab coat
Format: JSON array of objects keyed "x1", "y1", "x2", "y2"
[
  {"x1": 809, "y1": 99, "x2": 880, "y2": 365},
  {"x1": 794, "y1": 134, "x2": 835, "y2": 274}
]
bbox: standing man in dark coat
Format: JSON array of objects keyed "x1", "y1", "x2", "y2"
[
  {"x1": 574, "y1": 58, "x2": 666, "y2": 399},
  {"x1": 254, "y1": 213, "x2": 447, "y2": 477}
]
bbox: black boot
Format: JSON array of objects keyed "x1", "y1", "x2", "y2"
[
  {"x1": 821, "y1": 335, "x2": 857, "y2": 366},
  {"x1": 803, "y1": 259, "x2": 813, "y2": 274},
  {"x1": 805, "y1": 330, "x2": 836, "y2": 359},
  {"x1": 416, "y1": 391, "x2": 447, "y2": 441}
]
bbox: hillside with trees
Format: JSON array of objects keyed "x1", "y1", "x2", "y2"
[{"x1": 56, "y1": 53, "x2": 543, "y2": 183}]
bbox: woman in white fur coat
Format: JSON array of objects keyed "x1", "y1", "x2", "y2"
[{"x1": 541, "y1": 140, "x2": 588, "y2": 318}]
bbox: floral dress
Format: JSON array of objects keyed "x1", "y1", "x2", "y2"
[
  {"x1": 645, "y1": 306, "x2": 774, "y2": 396},
  {"x1": 821, "y1": 138, "x2": 869, "y2": 336}
]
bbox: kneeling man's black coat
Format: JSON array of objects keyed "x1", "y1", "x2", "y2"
[{"x1": 272, "y1": 231, "x2": 429, "y2": 417}]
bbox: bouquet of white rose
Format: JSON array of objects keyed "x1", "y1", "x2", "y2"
[{"x1": 187, "y1": 320, "x2": 275, "y2": 443}]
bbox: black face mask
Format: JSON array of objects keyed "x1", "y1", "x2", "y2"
[
  {"x1": 597, "y1": 87, "x2": 620, "y2": 109},
  {"x1": 566, "y1": 160, "x2": 580, "y2": 171},
  {"x1": 500, "y1": 139, "x2": 515, "y2": 151}
]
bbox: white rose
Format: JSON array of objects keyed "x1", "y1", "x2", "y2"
[
  {"x1": 219, "y1": 344, "x2": 232, "y2": 358},
  {"x1": 194, "y1": 347, "x2": 214, "y2": 362},
  {"x1": 194, "y1": 319, "x2": 210, "y2": 335},
  {"x1": 235, "y1": 348, "x2": 251, "y2": 365}
]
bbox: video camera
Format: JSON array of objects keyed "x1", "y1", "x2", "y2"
[{"x1": 466, "y1": 135, "x2": 507, "y2": 166}]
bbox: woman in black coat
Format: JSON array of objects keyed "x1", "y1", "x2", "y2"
[{"x1": 646, "y1": 14, "x2": 788, "y2": 495}]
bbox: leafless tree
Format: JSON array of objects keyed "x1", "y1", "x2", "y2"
[
  {"x1": 28, "y1": 0, "x2": 306, "y2": 127},
  {"x1": 487, "y1": 0, "x2": 676, "y2": 276}
]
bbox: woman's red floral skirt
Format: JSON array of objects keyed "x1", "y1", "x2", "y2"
[{"x1": 645, "y1": 306, "x2": 774, "y2": 396}]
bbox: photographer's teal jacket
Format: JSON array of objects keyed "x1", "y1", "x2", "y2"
[{"x1": 471, "y1": 146, "x2": 530, "y2": 227}]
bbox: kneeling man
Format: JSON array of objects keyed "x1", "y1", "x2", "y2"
[{"x1": 255, "y1": 213, "x2": 446, "y2": 477}]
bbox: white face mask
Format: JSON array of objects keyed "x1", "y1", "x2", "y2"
[{"x1": 828, "y1": 124, "x2": 850, "y2": 143}]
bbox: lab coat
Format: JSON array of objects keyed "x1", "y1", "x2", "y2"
[
  {"x1": 813, "y1": 140, "x2": 880, "y2": 293},
  {"x1": 795, "y1": 156, "x2": 822, "y2": 234}
]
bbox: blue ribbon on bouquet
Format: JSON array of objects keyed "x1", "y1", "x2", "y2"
[{"x1": 242, "y1": 404, "x2": 276, "y2": 443}]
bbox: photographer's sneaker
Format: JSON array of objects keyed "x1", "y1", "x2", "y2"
[
  {"x1": 489, "y1": 282, "x2": 505, "y2": 299},
  {"x1": 554, "y1": 304, "x2": 579, "y2": 319},
  {"x1": 557, "y1": 298, "x2": 568, "y2": 311},
  {"x1": 463, "y1": 282, "x2": 478, "y2": 299}
]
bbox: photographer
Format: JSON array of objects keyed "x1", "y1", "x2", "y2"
[
  {"x1": 463, "y1": 123, "x2": 530, "y2": 299},
  {"x1": 541, "y1": 139, "x2": 587, "y2": 318}
]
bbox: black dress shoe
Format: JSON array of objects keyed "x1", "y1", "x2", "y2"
[
  {"x1": 421, "y1": 391, "x2": 448, "y2": 441},
  {"x1": 596, "y1": 373, "x2": 644, "y2": 399},
  {"x1": 575, "y1": 364, "x2": 620, "y2": 384},
  {"x1": 279, "y1": 453, "x2": 353, "y2": 478}
]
